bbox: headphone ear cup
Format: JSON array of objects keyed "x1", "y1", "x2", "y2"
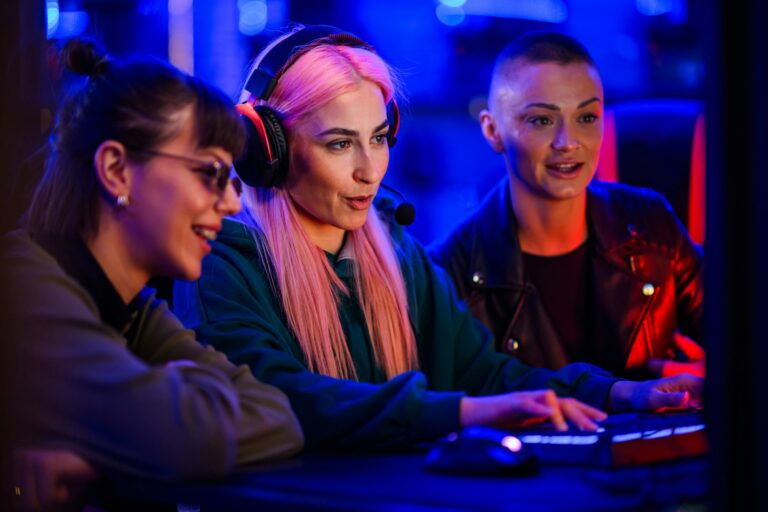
[
  {"x1": 234, "y1": 104, "x2": 289, "y2": 188},
  {"x1": 256, "y1": 106, "x2": 289, "y2": 185},
  {"x1": 386, "y1": 98, "x2": 400, "y2": 148}
]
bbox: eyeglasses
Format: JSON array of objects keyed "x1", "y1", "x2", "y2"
[{"x1": 132, "y1": 149, "x2": 242, "y2": 196}]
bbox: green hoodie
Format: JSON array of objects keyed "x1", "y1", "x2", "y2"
[{"x1": 174, "y1": 215, "x2": 619, "y2": 449}]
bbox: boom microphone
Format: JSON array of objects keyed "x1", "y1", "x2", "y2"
[{"x1": 379, "y1": 183, "x2": 416, "y2": 226}]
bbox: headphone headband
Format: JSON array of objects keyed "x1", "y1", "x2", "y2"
[{"x1": 244, "y1": 25, "x2": 375, "y2": 101}]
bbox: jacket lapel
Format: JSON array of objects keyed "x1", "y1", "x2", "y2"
[
  {"x1": 587, "y1": 183, "x2": 657, "y2": 371},
  {"x1": 466, "y1": 180, "x2": 570, "y2": 368},
  {"x1": 589, "y1": 253, "x2": 657, "y2": 370},
  {"x1": 468, "y1": 179, "x2": 526, "y2": 288}
]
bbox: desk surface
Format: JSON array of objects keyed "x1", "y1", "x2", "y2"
[
  {"x1": 102, "y1": 413, "x2": 708, "y2": 512},
  {"x1": 105, "y1": 413, "x2": 708, "y2": 511}
]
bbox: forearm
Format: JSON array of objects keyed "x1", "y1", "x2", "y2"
[
  {"x1": 543, "y1": 363, "x2": 621, "y2": 409},
  {"x1": 229, "y1": 366, "x2": 304, "y2": 464},
  {"x1": 266, "y1": 368, "x2": 463, "y2": 449},
  {"x1": 15, "y1": 342, "x2": 242, "y2": 478}
]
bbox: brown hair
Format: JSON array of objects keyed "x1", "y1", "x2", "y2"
[{"x1": 27, "y1": 38, "x2": 246, "y2": 237}]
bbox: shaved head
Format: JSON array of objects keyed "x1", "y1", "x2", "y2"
[{"x1": 489, "y1": 31, "x2": 598, "y2": 113}]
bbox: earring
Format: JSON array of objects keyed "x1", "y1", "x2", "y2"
[{"x1": 116, "y1": 194, "x2": 130, "y2": 208}]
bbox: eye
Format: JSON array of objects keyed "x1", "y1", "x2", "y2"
[
  {"x1": 192, "y1": 162, "x2": 227, "y2": 192},
  {"x1": 194, "y1": 163, "x2": 219, "y2": 179},
  {"x1": 528, "y1": 116, "x2": 553, "y2": 127},
  {"x1": 579, "y1": 112, "x2": 599, "y2": 124},
  {"x1": 328, "y1": 140, "x2": 352, "y2": 151},
  {"x1": 372, "y1": 133, "x2": 389, "y2": 145}
]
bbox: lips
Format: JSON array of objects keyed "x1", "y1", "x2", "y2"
[
  {"x1": 192, "y1": 225, "x2": 219, "y2": 242},
  {"x1": 344, "y1": 195, "x2": 374, "y2": 211},
  {"x1": 545, "y1": 161, "x2": 583, "y2": 177}
]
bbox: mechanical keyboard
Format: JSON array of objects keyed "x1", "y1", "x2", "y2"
[{"x1": 508, "y1": 411, "x2": 707, "y2": 467}]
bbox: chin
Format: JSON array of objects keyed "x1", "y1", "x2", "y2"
[
  {"x1": 166, "y1": 260, "x2": 203, "y2": 282},
  {"x1": 335, "y1": 213, "x2": 369, "y2": 233},
  {"x1": 341, "y1": 220, "x2": 368, "y2": 233},
  {"x1": 541, "y1": 178, "x2": 591, "y2": 200},
  {"x1": 180, "y1": 266, "x2": 203, "y2": 281},
  {"x1": 550, "y1": 187, "x2": 587, "y2": 200}
]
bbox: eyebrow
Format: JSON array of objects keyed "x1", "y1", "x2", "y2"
[
  {"x1": 317, "y1": 120, "x2": 390, "y2": 138},
  {"x1": 523, "y1": 97, "x2": 602, "y2": 111}
]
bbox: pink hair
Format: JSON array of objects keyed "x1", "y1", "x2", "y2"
[{"x1": 237, "y1": 40, "x2": 418, "y2": 380}]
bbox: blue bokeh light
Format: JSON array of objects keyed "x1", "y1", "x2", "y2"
[
  {"x1": 59, "y1": 11, "x2": 90, "y2": 37},
  {"x1": 635, "y1": 0, "x2": 687, "y2": 23},
  {"x1": 168, "y1": 0, "x2": 193, "y2": 15},
  {"x1": 239, "y1": 0, "x2": 268, "y2": 36},
  {"x1": 47, "y1": 8, "x2": 89, "y2": 39},
  {"x1": 435, "y1": 4, "x2": 466, "y2": 26},
  {"x1": 439, "y1": 0, "x2": 467, "y2": 7},
  {"x1": 46, "y1": 0, "x2": 59, "y2": 38},
  {"x1": 462, "y1": 0, "x2": 567, "y2": 23},
  {"x1": 636, "y1": 0, "x2": 674, "y2": 16}
]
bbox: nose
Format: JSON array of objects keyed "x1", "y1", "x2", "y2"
[
  {"x1": 552, "y1": 121, "x2": 581, "y2": 152},
  {"x1": 353, "y1": 147, "x2": 387, "y2": 184},
  {"x1": 214, "y1": 179, "x2": 242, "y2": 216}
]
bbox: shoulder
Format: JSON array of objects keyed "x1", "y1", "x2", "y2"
[
  {"x1": 429, "y1": 178, "x2": 510, "y2": 263},
  {"x1": 0, "y1": 230, "x2": 113, "y2": 348},
  {"x1": 1, "y1": 229, "x2": 96, "y2": 309},
  {"x1": 2, "y1": 229, "x2": 53, "y2": 265},
  {"x1": 394, "y1": 227, "x2": 431, "y2": 267},
  {"x1": 204, "y1": 218, "x2": 271, "y2": 279},
  {"x1": 190, "y1": 218, "x2": 278, "y2": 305},
  {"x1": 135, "y1": 286, "x2": 180, "y2": 326},
  {"x1": 590, "y1": 181, "x2": 676, "y2": 215},
  {"x1": 130, "y1": 285, "x2": 198, "y2": 348},
  {"x1": 447, "y1": 178, "x2": 509, "y2": 239},
  {"x1": 365, "y1": 209, "x2": 436, "y2": 293},
  {"x1": 213, "y1": 218, "x2": 263, "y2": 257},
  {"x1": 174, "y1": 218, "x2": 283, "y2": 333},
  {"x1": 588, "y1": 181, "x2": 692, "y2": 252}
]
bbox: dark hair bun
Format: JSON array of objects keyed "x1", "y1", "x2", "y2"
[{"x1": 61, "y1": 38, "x2": 108, "y2": 77}]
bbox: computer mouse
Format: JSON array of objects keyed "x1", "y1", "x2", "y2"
[{"x1": 424, "y1": 426, "x2": 538, "y2": 476}]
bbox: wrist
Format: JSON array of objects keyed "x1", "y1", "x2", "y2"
[
  {"x1": 459, "y1": 396, "x2": 495, "y2": 427},
  {"x1": 608, "y1": 380, "x2": 634, "y2": 412},
  {"x1": 459, "y1": 397, "x2": 475, "y2": 427}
]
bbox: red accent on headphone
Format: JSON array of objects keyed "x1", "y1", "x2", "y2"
[{"x1": 235, "y1": 102, "x2": 274, "y2": 163}]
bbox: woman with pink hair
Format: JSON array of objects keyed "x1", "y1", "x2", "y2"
[{"x1": 174, "y1": 25, "x2": 702, "y2": 449}]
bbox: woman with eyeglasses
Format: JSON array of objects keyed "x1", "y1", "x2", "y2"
[
  {"x1": 0, "y1": 38, "x2": 302, "y2": 509},
  {"x1": 174, "y1": 25, "x2": 703, "y2": 451}
]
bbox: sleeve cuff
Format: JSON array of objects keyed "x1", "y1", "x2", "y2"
[
  {"x1": 575, "y1": 374, "x2": 623, "y2": 410},
  {"x1": 411, "y1": 391, "x2": 465, "y2": 441}
]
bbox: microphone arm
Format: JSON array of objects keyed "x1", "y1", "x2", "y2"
[{"x1": 378, "y1": 183, "x2": 416, "y2": 226}]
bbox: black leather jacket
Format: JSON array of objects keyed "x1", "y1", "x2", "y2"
[{"x1": 429, "y1": 178, "x2": 704, "y2": 379}]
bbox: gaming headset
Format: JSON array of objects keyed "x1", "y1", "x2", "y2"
[{"x1": 234, "y1": 25, "x2": 401, "y2": 189}]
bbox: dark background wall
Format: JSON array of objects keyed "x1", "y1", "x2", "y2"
[
  {"x1": 702, "y1": 1, "x2": 768, "y2": 510},
  {"x1": 2, "y1": 0, "x2": 705, "y2": 245}
]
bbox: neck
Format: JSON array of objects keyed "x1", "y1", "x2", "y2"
[
  {"x1": 292, "y1": 203, "x2": 346, "y2": 255},
  {"x1": 509, "y1": 179, "x2": 588, "y2": 256},
  {"x1": 87, "y1": 212, "x2": 149, "y2": 304},
  {"x1": 309, "y1": 227, "x2": 346, "y2": 255}
]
